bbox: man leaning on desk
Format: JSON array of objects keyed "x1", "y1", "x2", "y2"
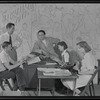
[{"x1": 30, "y1": 30, "x2": 60, "y2": 62}]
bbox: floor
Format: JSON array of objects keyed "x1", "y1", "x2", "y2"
[{"x1": 0, "y1": 84, "x2": 100, "y2": 97}]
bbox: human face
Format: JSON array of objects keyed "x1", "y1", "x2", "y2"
[
  {"x1": 77, "y1": 45, "x2": 85, "y2": 56},
  {"x1": 58, "y1": 45, "x2": 64, "y2": 52},
  {"x1": 7, "y1": 44, "x2": 12, "y2": 51},
  {"x1": 8, "y1": 25, "x2": 15, "y2": 35},
  {"x1": 5, "y1": 44, "x2": 12, "y2": 52},
  {"x1": 37, "y1": 32, "x2": 45, "y2": 40}
]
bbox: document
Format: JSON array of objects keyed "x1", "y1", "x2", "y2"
[
  {"x1": 37, "y1": 68, "x2": 72, "y2": 76},
  {"x1": 43, "y1": 71, "x2": 56, "y2": 76},
  {"x1": 27, "y1": 56, "x2": 41, "y2": 65},
  {"x1": 45, "y1": 62, "x2": 57, "y2": 65}
]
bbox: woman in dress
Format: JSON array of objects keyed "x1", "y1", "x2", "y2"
[{"x1": 61, "y1": 41, "x2": 96, "y2": 95}]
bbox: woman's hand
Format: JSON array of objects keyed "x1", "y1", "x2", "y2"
[
  {"x1": 73, "y1": 65, "x2": 80, "y2": 72},
  {"x1": 78, "y1": 69, "x2": 95, "y2": 75}
]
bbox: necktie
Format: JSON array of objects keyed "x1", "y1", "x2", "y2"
[{"x1": 9, "y1": 35, "x2": 12, "y2": 47}]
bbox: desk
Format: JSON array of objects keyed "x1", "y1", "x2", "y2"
[
  {"x1": 23, "y1": 62, "x2": 59, "y2": 89},
  {"x1": 37, "y1": 68, "x2": 78, "y2": 96}
]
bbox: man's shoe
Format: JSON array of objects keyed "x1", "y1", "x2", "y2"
[{"x1": 13, "y1": 85, "x2": 18, "y2": 91}]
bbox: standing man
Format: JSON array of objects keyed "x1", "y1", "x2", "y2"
[
  {"x1": 0, "y1": 23, "x2": 23, "y2": 61},
  {"x1": 31, "y1": 30, "x2": 60, "y2": 60}
]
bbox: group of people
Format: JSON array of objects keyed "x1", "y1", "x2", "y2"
[{"x1": 0, "y1": 22, "x2": 97, "y2": 96}]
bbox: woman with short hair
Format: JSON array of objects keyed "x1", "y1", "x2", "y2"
[{"x1": 61, "y1": 41, "x2": 96, "y2": 95}]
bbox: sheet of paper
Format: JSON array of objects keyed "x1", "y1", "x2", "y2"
[
  {"x1": 43, "y1": 71, "x2": 56, "y2": 76},
  {"x1": 45, "y1": 62, "x2": 57, "y2": 65},
  {"x1": 27, "y1": 56, "x2": 41, "y2": 65},
  {"x1": 37, "y1": 68, "x2": 72, "y2": 76},
  {"x1": 37, "y1": 68, "x2": 61, "y2": 72}
]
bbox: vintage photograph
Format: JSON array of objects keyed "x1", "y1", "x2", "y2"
[{"x1": 0, "y1": 3, "x2": 99, "y2": 98}]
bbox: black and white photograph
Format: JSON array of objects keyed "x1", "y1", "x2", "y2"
[{"x1": 0, "y1": 2, "x2": 99, "y2": 98}]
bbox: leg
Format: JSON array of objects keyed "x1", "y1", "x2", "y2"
[
  {"x1": 89, "y1": 84, "x2": 92, "y2": 96},
  {"x1": 38, "y1": 78, "x2": 41, "y2": 96},
  {"x1": 4, "y1": 79, "x2": 13, "y2": 90},
  {"x1": 11, "y1": 67, "x2": 26, "y2": 91},
  {"x1": 0, "y1": 70, "x2": 15, "y2": 90},
  {"x1": 73, "y1": 79, "x2": 77, "y2": 96},
  {"x1": 91, "y1": 81, "x2": 95, "y2": 96},
  {"x1": 50, "y1": 80, "x2": 55, "y2": 96}
]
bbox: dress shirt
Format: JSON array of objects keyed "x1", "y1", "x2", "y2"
[{"x1": 61, "y1": 49, "x2": 69, "y2": 63}]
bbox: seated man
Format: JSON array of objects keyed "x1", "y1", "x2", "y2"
[
  {"x1": 31, "y1": 30, "x2": 60, "y2": 61},
  {"x1": 0, "y1": 41, "x2": 26, "y2": 91},
  {"x1": 0, "y1": 59, "x2": 15, "y2": 87}
]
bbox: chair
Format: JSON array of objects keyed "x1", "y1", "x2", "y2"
[
  {"x1": 79, "y1": 66, "x2": 99, "y2": 96},
  {"x1": 97, "y1": 59, "x2": 100, "y2": 84},
  {"x1": 0, "y1": 79, "x2": 13, "y2": 91}
]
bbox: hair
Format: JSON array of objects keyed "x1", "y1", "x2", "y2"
[
  {"x1": 57, "y1": 41, "x2": 68, "y2": 50},
  {"x1": 6, "y1": 23, "x2": 15, "y2": 29},
  {"x1": 76, "y1": 41, "x2": 91, "y2": 53},
  {"x1": 2, "y1": 41, "x2": 11, "y2": 49},
  {"x1": 37, "y1": 30, "x2": 46, "y2": 35}
]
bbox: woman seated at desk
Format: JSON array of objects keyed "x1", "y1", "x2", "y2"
[
  {"x1": 61, "y1": 41, "x2": 96, "y2": 95},
  {"x1": 56, "y1": 41, "x2": 80, "y2": 71},
  {"x1": 54, "y1": 41, "x2": 71, "y2": 94}
]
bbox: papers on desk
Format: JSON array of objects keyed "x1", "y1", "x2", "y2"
[
  {"x1": 37, "y1": 68, "x2": 72, "y2": 76},
  {"x1": 45, "y1": 62, "x2": 57, "y2": 65},
  {"x1": 27, "y1": 56, "x2": 41, "y2": 65}
]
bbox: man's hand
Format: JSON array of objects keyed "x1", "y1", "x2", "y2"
[
  {"x1": 39, "y1": 55, "x2": 47, "y2": 59},
  {"x1": 19, "y1": 64, "x2": 24, "y2": 69}
]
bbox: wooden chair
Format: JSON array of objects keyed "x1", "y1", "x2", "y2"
[
  {"x1": 97, "y1": 59, "x2": 100, "y2": 84},
  {"x1": 79, "y1": 66, "x2": 99, "y2": 96},
  {"x1": 0, "y1": 79, "x2": 13, "y2": 91}
]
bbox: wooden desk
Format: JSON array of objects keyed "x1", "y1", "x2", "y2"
[
  {"x1": 37, "y1": 68, "x2": 78, "y2": 96},
  {"x1": 23, "y1": 62, "x2": 59, "y2": 89}
]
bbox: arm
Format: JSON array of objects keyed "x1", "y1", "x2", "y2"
[
  {"x1": 73, "y1": 61, "x2": 80, "y2": 72},
  {"x1": 79, "y1": 53, "x2": 96, "y2": 75},
  {"x1": 3, "y1": 60, "x2": 23, "y2": 70},
  {"x1": 0, "y1": 53, "x2": 23, "y2": 70},
  {"x1": 78, "y1": 69, "x2": 95, "y2": 75}
]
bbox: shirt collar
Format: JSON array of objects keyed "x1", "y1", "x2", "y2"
[
  {"x1": 6, "y1": 32, "x2": 9, "y2": 36},
  {"x1": 61, "y1": 49, "x2": 67, "y2": 56}
]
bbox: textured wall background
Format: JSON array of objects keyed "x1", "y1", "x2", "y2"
[{"x1": 0, "y1": 4, "x2": 100, "y2": 60}]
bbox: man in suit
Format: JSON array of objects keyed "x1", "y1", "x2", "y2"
[{"x1": 31, "y1": 30, "x2": 60, "y2": 61}]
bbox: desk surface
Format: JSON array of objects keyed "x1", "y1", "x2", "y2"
[{"x1": 37, "y1": 68, "x2": 78, "y2": 79}]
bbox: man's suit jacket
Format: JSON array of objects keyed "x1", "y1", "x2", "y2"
[{"x1": 31, "y1": 37, "x2": 60, "y2": 58}]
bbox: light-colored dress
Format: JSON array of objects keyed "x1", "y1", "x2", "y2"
[{"x1": 62, "y1": 51, "x2": 96, "y2": 90}]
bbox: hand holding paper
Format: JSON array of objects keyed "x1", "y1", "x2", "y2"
[{"x1": 27, "y1": 56, "x2": 41, "y2": 65}]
